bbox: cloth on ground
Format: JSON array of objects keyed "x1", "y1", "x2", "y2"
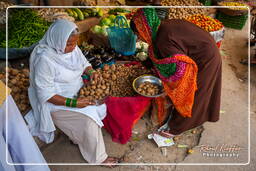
[{"x1": 103, "y1": 96, "x2": 152, "y2": 144}]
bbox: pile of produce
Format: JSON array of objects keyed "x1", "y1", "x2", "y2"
[
  {"x1": 91, "y1": 14, "x2": 117, "y2": 36},
  {"x1": 91, "y1": 8, "x2": 131, "y2": 36},
  {"x1": 186, "y1": 14, "x2": 223, "y2": 32},
  {"x1": 0, "y1": 67, "x2": 31, "y2": 114},
  {"x1": 81, "y1": 45, "x2": 120, "y2": 69},
  {"x1": 108, "y1": 8, "x2": 131, "y2": 15},
  {"x1": 81, "y1": 43, "x2": 137, "y2": 69},
  {"x1": 137, "y1": 82, "x2": 160, "y2": 96},
  {"x1": 37, "y1": 8, "x2": 74, "y2": 22},
  {"x1": 66, "y1": 8, "x2": 103, "y2": 21},
  {"x1": 161, "y1": 0, "x2": 207, "y2": 19},
  {"x1": 78, "y1": 64, "x2": 153, "y2": 100},
  {"x1": 135, "y1": 41, "x2": 149, "y2": 62},
  {"x1": 218, "y1": 2, "x2": 248, "y2": 10},
  {"x1": 1, "y1": 8, "x2": 51, "y2": 48}
]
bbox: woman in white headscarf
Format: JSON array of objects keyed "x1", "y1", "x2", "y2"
[{"x1": 25, "y1": 19, "x2": 118, "y2": 165}]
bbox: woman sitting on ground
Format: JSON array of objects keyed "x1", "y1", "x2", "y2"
[{"x1": 25, "y1": 19, "x2": 119, "y2": 166}]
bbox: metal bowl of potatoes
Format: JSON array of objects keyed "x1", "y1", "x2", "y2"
[{"x1": 133, "y1": 75, "x2": 164, "y2": 97}]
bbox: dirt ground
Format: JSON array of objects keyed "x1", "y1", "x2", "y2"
[{"x1": 38, "y1": 20, "x2": 256, "y2": 171}]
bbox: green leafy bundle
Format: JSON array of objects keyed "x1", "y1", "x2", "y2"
[{"x1": 1, "y1": 8, "x2": 51, "y2": 48}]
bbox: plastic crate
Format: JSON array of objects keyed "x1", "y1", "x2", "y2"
[
  {"x1": 216, "y1": 11, "x2": 248, "y2": 30},
  {"x1": 199, "y1": 0, "x2": 212, "y2": 6}
]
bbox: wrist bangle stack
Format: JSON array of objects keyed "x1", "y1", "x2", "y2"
[
  {"x1": 88, "y1": 69, "x2": 95, "y2": 76},
  {"x1": 65, "y1": 98, "x2": 71, "y2": 107},
  {"x1": 65, "y1": 98, "x2": 77, "y2": 107},
  {"x1": 71, "y1": 99, "x2": 77, "y2": 107}
]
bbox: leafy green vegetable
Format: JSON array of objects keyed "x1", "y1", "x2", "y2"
[{"x1": 1, "y1": 8, "x2": 51, "y2": 48}]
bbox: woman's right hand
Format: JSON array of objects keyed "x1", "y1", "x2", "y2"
[{"x1": 76, "y1": 97, "x2": 96, "y2": 108}]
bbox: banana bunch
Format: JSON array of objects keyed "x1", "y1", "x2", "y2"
[{"x1": 66, "y1": 8, "x2": 103, "y2": 21}]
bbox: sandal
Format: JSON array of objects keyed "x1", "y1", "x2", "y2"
[
  {"x1": 101, "y1": 156, "x2": 120, "y2": 168},
  {"x1": 158, "y1": 130, "x2": 177, "y2": 138}
]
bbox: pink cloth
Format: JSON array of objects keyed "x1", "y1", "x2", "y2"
[{"x1": 103, "y1": 96, "x2": 152, "y2": 144}]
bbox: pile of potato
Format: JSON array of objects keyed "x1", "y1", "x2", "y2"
[
  {"x1": 78, "y1": 63, "x2": 153, "y2": 100},
  {"x1": 161, "y1": 0, "x2": 208, "y2": 19},
  {"x1": 137, "y1": 81, "x2": 160, "y2": 96},
  {"x1": 0, "y1": 67, "x2": 31, "y2": 115}
]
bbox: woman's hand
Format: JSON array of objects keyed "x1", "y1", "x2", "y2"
[
  {"x1": 76, "y1": 97, "x2": 96, "y2": 108},
  {"x1": 90, "y1": 71, "x2": 99, "y2": 82}
]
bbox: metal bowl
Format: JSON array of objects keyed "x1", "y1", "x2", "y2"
[{"x1": 133, "y1": 75, "x2": 164, "y2": 98}]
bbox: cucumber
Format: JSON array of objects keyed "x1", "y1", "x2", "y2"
[{"x1": 73, "y1": 8, "x2": 84, "y2": 20}]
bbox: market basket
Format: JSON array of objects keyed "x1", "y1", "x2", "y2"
[
  {"x1": 107, "y1": 15, "x2": 137, "y2": 56},
  {"x1": 216, "y1": 11, "x2": 248, "y2": 30}
]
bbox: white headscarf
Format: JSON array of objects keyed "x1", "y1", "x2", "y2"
[{"x1": 31, "y1": 19, "x2": 84, "y2": 72}]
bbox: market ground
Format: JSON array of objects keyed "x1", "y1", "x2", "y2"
[{"x1": 38, "y1": 20, "x2": 256, "y2": 171}]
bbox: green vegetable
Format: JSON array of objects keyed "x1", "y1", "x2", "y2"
[
  {"x1": 100, "y1": 18, "x2": 111, "y2": 26},
  {"x1": 91, "y1": 25, "x2": 102, "y2": 34},
  {"x1": 108, "y1": 8, "x2": 131, "y2": 15},
  {"x1": 83, "y1": 12, "x2": 89, "y2": 18},
  {"x1": 73, "y1": 8, "x2": 84, "y2": 20},
  {"x1": 108, "y1": 15, "x2": 116, "y2": 22},
  {"x1": 1, "y1": 8, "x2": 51, "y2": 48},
  {"x1": 98, "y1": 9, "x2": 103, "y2": 17},
  {"x1": 66, "y1": 9, "x2": 74, "y2": 17},
  {"x1": 72, "y1": 10, "x2": 78, "y2": 18}
]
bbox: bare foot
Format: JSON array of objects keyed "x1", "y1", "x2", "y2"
[{"x1": 102, "y1": 157, "x2": 119, "y2": 168}]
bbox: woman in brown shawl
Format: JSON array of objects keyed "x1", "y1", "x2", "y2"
[{"x1": 131, "y1": 8, "x2": 222, "y2": 135}]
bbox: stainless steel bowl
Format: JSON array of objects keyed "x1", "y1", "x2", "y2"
[{"x1": 133, "y1": 75, "x2": 164, "y2": 98}]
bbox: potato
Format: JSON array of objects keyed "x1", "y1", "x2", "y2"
[
  {"x1": 85, "y1": 91, "x2": 90, "y2": 96},
  {"x1": 10, "y1": 69, "x2": 19, "y2": 76},
  {"x1": 90, "y1": 90, "x2": 95, "y2": 95},
  {"x1": 101, "y1": 85, "x2": 107, "y2": 90},
  {"x1": 80, "y1": 89, "x2": 85, "y2": 95},
  {"x1": 91, "y1": 80, "x2": 96, "y2": 85},
  {"x1": 12, "y1": 87, "x2": 19, "y2": 93},
  {"x1": 102, "y1": 73, "x2": 110, "y2": 79},
  {"x1": 111, "y1": 74, "x2": 117, "y2": 80},
  {"x1": 111, "y1": 64, "x2": 116, "y2": 71},
  {"x1": 103, "y1": 64, "x2": 110, "y2": 71}
]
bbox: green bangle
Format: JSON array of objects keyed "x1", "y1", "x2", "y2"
[
  {"x1": 71, "y1": 99, "x2": 77, "y2": 107},
  {"x1": 65, "y1": 98, "x2": 71, "y2": 107},
  {"x1": 88, "y1": 69, "x2": 95, "y2": 76}
]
